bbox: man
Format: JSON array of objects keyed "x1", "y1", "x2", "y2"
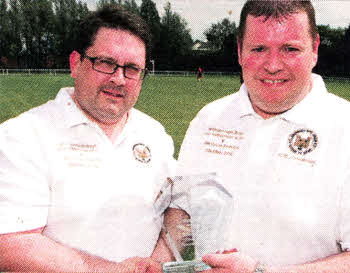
[
  {"x1": 0, "y1": 5, "x2": 174, "y2": 272},
  {"x1": 164, "y1": 0, "x2": 350, "y2": 272},
  {"x1": 197, "y1": 67, "x2": 203, "y2": 81}
]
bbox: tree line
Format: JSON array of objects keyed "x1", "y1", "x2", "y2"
[
  {"x1": 203, "y1": 18, "x2": 350, "y2": 76},
  {"x1": 0, "y1": 0, "x2": 193, "y2": 69},
  {"x1": 1, "y1": 0, "x2": 349, "y2": 76}
]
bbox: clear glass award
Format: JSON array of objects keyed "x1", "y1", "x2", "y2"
[{"x1": 156, "y1": 173, "x2": 234, "y2": 273}]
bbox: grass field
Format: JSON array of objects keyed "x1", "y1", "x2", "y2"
[{"x1": 1, "y1": 74, "x2": 349, "y2": 158}]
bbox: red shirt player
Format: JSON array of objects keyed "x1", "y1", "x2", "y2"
[{"x1": 197, "y1": 67, "x2": 203, "y2": 81}]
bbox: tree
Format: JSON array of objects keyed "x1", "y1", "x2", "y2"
[
  {"x1": 97, "y1": 0, "x2": 139, "y2": 14},
  {"x1": 344, "y1": 24, "x2": 350, "y2": 74},
  {"x1": 204, "y1": 18, "x2": 237, "y2": 52},
  {"x1": 140, "y1": 0, "x2": 161, "y2": 55},
  {"x1": 0, "y1": 0, "x2": 10, "y2": 60},
  {"x1": 14, "y1": 0, "x2": 56, "y2": 67},
  {"x1": 201, "y1": 17, "x2": 239, "y2": 72},
  {"x1": 123, "y1": 0, "x2": 139, "y2": 14},
  {"x1": 53, "y1": 0, "x2": 89, "y2": 61},
  {"x1": 36, "y1": 0, "x2": 56, "y2": 63},
  {"x1": 159, "y1": 2, "x2": 193, "y2": 61},
  {"x1": 96, "y1": 0, "x2": 122, "y2": 9},
  {"x1": 18, "y1": 0, "x2": 36, "y2": 66},
  {"x1": 7, "y1": 0, "x2": 23, "y2": 59},
  {"x1": 317, "y1": 24, "x2": 346, "y2": 75}
]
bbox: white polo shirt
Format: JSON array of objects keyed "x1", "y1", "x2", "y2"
[
  {"x1": 175, "y1": 74, "x2": 350, "y2": 266},
  {"x1": 0, "y1": 87, "x2": 176, "y2": 262}
]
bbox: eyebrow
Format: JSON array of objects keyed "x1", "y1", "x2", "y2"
[
  {"x1": 93, "y1": 55, "x2": 142, "y2": 68},
  {"x1": 93, "y1": 55, "x2": 116, "y2": 62}
]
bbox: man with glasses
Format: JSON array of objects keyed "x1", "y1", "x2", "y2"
[{"x1": 0, "y1": 5, "x2": 174, "y2": 272}]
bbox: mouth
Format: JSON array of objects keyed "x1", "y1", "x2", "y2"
[
  {"x1": 260, "y1": 79, "x2": 289, "y2": 87},
  {"x1": 101, "y1": 89, "x2": 125, "y2": 99},
  {"x1": 103, "y1": 91, "x2": 123, "y2": 97},
  {"x1": 260, "y1": 79, "x2": 288, "y2": 84},
  {"x1": 260, "y1": 79, "x2": 289, "y2": 85}
]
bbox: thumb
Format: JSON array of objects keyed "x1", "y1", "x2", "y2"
[
  {"x1": 202, "y1": 254, "x2": 232, "y2": 268},
  {"x1": 146, "y1": 261, "x2": 163, "y2": 273}
]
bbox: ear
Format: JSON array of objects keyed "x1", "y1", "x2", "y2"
[
  {"x1": 312, "y1": 34, "x2": 320, "y2": 67},
  {"x1": 237, "y1": 38, "x2": 243, "y2": 66},
  {"x1": 70, "y1": 51, "x2": 82, "y2": 79}
]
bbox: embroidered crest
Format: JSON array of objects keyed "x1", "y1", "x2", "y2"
[
  {"x1": 288, "y1": 129, "x2": 318, "y2": 155},
  {"x1": 133, "y1": 143, "x2": 151, "y2": 163}
]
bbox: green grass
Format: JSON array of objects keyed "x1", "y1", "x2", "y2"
[
  {"x1": 1, "y1": 74, "x2": 349, "y2": 158},
  {"x1": 0, "y1": 74, "x2": 74, "y2": 122},
  {"x1": 136, "y1": 75, "x2": 241, "y2": 157}
]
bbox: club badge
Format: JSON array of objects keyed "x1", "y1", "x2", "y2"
[
  {"x1": 133, "y1": 143, "x2": 151, "y2": 163},
  {"x1": 288, "y1": 129, "x2": 318, "y2": 155}
]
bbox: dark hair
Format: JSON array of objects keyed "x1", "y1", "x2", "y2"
[
  {"x1": 73, "y1": 4, "x2": 152, "y2": 62},
  {"x1": 237, "y1": 0, "x2": 318, "y2": 48}
]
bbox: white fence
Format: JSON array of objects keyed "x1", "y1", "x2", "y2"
[
  {"x1": 0, "y1": 68, "x2": 239, "y2": 77},
  {"x1": 1, "y1": 68, "x2": 349, "y2": 81},
  {"x1": 152, "y1": 70, "x2": 240, "y2": 77},
  {"x1": 0, "y1": 69, "x2": 71, "y2": 75}
]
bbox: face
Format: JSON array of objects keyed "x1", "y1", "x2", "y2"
[
  {"x1": 70, "y1": 27, "x2": 146, "y2": 125},
  {"x1": 238, "y1": 12, "x2": 320, "y2": 118}
]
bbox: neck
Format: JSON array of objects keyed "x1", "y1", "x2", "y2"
[
  {"x1": 98, "y1": 113, "x2": 128, "y2": 143},
  {"x1": 251, "y1": 104, "x2": 287, "y2": 120},
  {"x1": 251, "y1": 79, "x2": 313, "y2": 120},
  {"x1": 71, "y1": 94, "x2": 129, "y2": 143}
]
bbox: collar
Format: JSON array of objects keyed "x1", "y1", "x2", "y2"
[
  {"x1": 238, "y1": 83, "x2": 261, "y2": 119},
  {"x1": 279, "y1": 74, "x2": 328, "y2": 125},
  {"x1": 55, "y1": 87, "x2": 136, "y2": 144},
  {"x1": 55, "y1": 87, "x2": 92, "y2": 128},
  {"x1": 237, "y1": 73, "x2": 328, "y2": 124}
]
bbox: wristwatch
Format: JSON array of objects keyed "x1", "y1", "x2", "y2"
[{"x1": 254, "y1": 262, "x2": 266, "y2": 273}]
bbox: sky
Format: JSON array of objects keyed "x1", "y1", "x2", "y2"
[{"x1": 84, "y1": 0, "x2": 350, "y2": 41}]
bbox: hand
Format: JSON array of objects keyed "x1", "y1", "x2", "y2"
[
  {"x1": 116, "y1": 257, "x2": 162, "y2": 273},
  {"x1": 146, "y1": 258, "x2": 163, "y2": 273},
  {"x1": 201, "y1": 252, "x2": 257, "y2": 273}
]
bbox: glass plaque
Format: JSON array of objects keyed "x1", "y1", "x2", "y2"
[{"x1": 157, "y1": 173, "x2": 234, "y2": 273}]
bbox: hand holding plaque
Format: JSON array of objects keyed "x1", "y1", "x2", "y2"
[{"x1": 160, "y1": 173, "x2": 235, "y2": 272}]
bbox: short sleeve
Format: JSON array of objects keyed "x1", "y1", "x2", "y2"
[{"x1": 0, "y1": 119, "x2": 50, "y2": 234}]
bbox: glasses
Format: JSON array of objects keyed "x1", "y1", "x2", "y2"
[{"x1": 82, "y1": 54, "x2": 147, "y2": 80}]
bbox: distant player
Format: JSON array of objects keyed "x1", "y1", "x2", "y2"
[{"x1": 197, "y1": 67, "x2": 203, "y2": 81}]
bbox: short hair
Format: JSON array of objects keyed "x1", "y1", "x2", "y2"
[
  {"x1": 73, "y1": 5, "x2": 152, "y2": 62},
  {"x1": 237, "y1": 0, "x2": 318, "y2": 47}
]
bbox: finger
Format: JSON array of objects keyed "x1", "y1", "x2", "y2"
[
  {"x1": 222, "y1": 248, "x2": 238, "y2": 254},
  {"x1": 146, "y1": 261, "x2": 163, "y2": 273},
  {"x1": 202, "y1": 254, "x2": 233, "y2": 268},
  {"x1": 201, "y1": 268, "x2": 222, "y2": 273}
]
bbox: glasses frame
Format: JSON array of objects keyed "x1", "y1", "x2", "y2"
[{"x1": 82, "y1": 54, "x2": 148, "y2": 80}]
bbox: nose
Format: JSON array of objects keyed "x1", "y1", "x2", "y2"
[
  {"x1": 264, "y1": 50, "x2": 284, "y2": 74},
  {"x1": 109, "y1": 67, "x2": 126, "y2": 85}
]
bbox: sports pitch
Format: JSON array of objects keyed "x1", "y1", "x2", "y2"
[{"x1": 1, "y1": 74, "x2": 349, "y2": 158}]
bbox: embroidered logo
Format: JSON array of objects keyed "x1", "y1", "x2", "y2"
[
  {"x1": 288, "y1": 129, "x2": 318, "y2": 155},
  {"x1": 133, "y1": 143, "x2": 151, "y2": 163}
]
